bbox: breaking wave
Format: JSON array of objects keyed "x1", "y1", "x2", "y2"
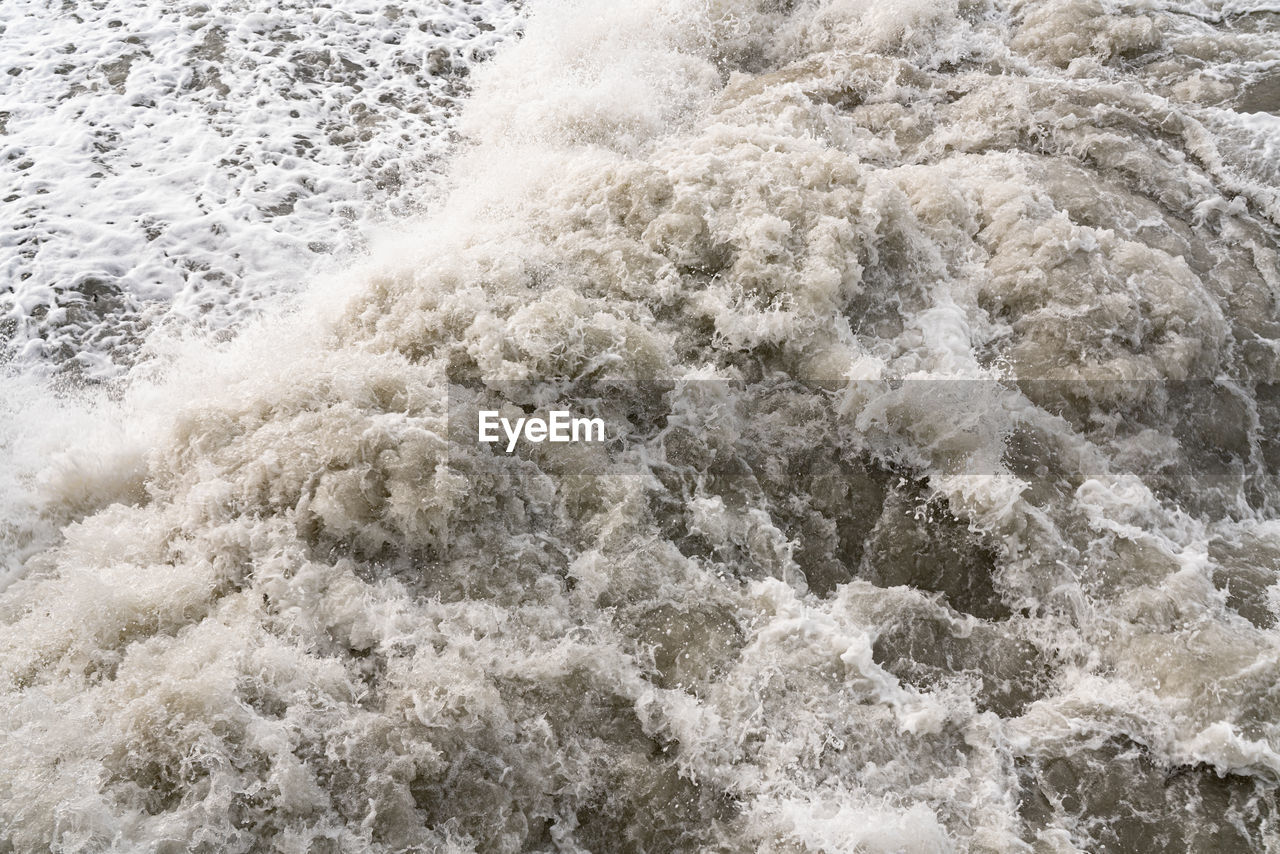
[{"x1": 3, "y1": 0, "x2": 1280, "y2": 851}]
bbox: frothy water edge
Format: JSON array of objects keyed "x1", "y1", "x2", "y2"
[{"x1": 3, "y1": 0, "x2": 1280, "y2": 851}]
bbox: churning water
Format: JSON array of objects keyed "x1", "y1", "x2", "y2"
[{"x1": 3, "y1": 0, "x2": 1280, "y2": 851}]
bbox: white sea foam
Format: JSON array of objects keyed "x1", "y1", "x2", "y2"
[
  {"x1": 0, "y1": 0, "x2": 524, "y2": 378},
  {"x1": 2, "y1": 0, "x2": 1280, "y2": 851}
]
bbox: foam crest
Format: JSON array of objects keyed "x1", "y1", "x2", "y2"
[{"x1": 3, "y1": 0, "x2": 1280, "y2": 850}]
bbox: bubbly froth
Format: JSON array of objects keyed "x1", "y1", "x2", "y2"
[{"x1": 2, "y1": 0, "x2": 1280, "y2": 851}]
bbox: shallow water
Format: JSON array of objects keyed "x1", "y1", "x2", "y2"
[
  {"x1": 3, "y1": 0, "x2": 1280, "y2": 852},
  {"x1": 0, "y1": 0, "x2": 522, "y2": 377}
]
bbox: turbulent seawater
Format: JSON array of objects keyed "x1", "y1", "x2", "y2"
[
  {"x1": 3, "y1": 0, "x2": 1280, "y2": 851},
  {"x1": 0, "y1": 0, "x2": 522, "y2": 377}
]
